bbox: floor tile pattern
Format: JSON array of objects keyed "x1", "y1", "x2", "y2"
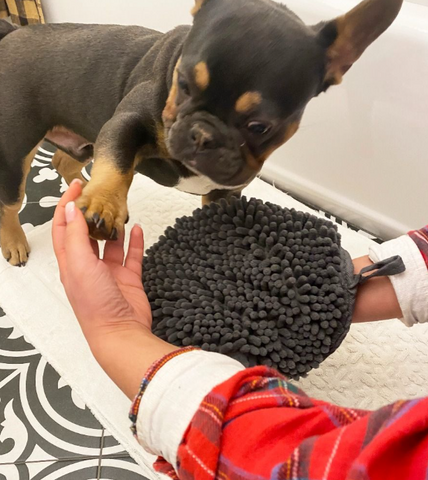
[{"x1": 0, "y1": 144, "x2": 148, "y2": 479}]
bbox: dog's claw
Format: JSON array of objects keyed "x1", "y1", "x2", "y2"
[
  {"x1": 110, "y1": 228, "x2": 118, "y2": 241},
  {"x1": 5, "y1": 258, "x2": 25, "y2": 267},
  {"x1": 95, "y1": 216, "x2": 105, "y2": 230},
  {"x1": 75, "y1": 189, "x2": 128, "y2": 242}
]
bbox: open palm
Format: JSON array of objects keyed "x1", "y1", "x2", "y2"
[{"x1": 52, "y1": 180, "x2": 152, "y2": 344}]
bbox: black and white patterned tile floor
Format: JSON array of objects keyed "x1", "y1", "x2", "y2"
[{"x1": 0, "y1": 143, "x2": 148, "y2": 479}]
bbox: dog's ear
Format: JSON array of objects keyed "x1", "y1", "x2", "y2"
[
  {"x1": 317, "y1": 0, "x2": 403, "y2": 86},
  {"x1": 191, "y1": 0, "x2": 210, "y2": 16}
]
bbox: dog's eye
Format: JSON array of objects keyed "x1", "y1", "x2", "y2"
[
  {"x1": 247, "y1": 121, "x2": 271, "y2": 135},
  {"x1": 178, "y1": 77, "x2": 190, "y2": 96}
]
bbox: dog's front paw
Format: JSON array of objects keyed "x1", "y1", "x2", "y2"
[
  {"x1": 75, "y1": 185, "x2": 129, "y2": 241},
  {"x1": 0, "y1": 227, "x2": 31, "y2": 267}
]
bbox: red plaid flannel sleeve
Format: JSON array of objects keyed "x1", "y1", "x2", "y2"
[
  {"x1": 152, "y1": 366, "x2": 428, "y2": 479},
  {"x1": 409, "y1": 225, "x2": 428, "y2": 267}
]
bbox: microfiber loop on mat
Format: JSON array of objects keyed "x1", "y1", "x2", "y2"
[{"x1": 143, "y1": 197, "x2": 405, "y2": 379}]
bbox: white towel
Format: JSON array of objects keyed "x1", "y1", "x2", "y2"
[{"x1": 0, "y1": 175, "x2": 427, "y2": 477}]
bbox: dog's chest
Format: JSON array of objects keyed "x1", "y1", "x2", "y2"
[
  {"x1": 175, "y1": 173, "x2": 234, "y2": 196},
  {"x1": 136, "y1": 155, "x2": 236, "y2": 195}
]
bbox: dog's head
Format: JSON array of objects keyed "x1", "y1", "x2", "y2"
[{"x1": 164, "y1": 0, "x2": 403, "y2": 188}]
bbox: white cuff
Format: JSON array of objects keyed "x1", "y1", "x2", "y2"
[
  {"x1": 369, "y1": 235, "x2": 428, "y2": 327},
  {"x1": 135, "y1": 351, "x2": 245, "y2": 469}
]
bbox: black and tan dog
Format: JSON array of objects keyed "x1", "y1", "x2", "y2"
[{"x1": 0, "y1": 0, "x2": 402, "y2": 266}]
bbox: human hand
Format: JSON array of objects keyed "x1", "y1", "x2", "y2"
[
  {"x1": 52, "y1": 179, "x2": 152, "y2": 350},
  {"x1": 52, "y1": 180, "x2": 179, "y2": 399}
]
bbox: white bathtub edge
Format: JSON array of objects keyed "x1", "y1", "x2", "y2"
[{"x1": 261, "y1": 162, "x2": 412, "y2": 240}]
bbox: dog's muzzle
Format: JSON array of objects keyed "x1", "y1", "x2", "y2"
[{"x1": 166, "y1": 111, "x2": 247, "y2": 186}]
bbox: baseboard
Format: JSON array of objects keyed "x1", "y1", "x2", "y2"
[{"x1": 261, "y1": 163, "x2": 410, "y2": 241}]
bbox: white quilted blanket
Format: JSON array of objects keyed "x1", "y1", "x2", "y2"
[{"x1": 0, "y1": 174, "x2": 427, "y2": 474}]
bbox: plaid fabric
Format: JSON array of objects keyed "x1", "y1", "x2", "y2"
[
  {"x1": 0, "y1": 0, "x2": 44, "y2": 25},
  {"x1": 409, "y1": 226, "x2": 428, "y2": 268},
  {"x1": 149, "y1": 366, "x2": 428, "y2": 479}
]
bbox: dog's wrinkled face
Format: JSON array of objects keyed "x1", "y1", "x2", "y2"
[
  {"x1": 164, "y1": 0, "x2": 403, "y2": 188},
  {"x1": 165, "y1": 0, "x2": 324, "y2": 187}
]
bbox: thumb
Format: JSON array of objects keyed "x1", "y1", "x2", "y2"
[{"x1": 65, "y1": 202, "x2": 98, "y2": 268}]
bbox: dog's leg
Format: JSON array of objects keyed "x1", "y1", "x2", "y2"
[
  {"x1": 52, "y1": 149, "x2": 90, "y2": 186},
  {"x1": 0, "y1": 144, "x2": 39, "y2": 266},
  {"x1": 202, "y1": 189, "x2": 242, "y2": 207},
  {"x1": 75, "y1": 110, "x2": 152, "y2": 241}
]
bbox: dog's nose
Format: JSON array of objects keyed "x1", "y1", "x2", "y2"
[{"x1": 190, "y1": 125, "x2": 216, "y2": 151}]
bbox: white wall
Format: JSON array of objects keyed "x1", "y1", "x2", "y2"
[
  {"x1": 43, "y1": 0, "x2": 193, "y2": 31},
  {"x1": 263, "y1": 0, "x2": 428, "y2": 239},
  {"x1": 42, "y1": 0, "x2": 428, "y2": 239},
  {"x1": 409, "y1": 0, "x2": 428, "y2": 6}
]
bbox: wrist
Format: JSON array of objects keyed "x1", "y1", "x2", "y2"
[
  {"x1": 90, "y1": 325, "x2": 180, "y2": 399},
  {"x1": 89, "y1": 322, "x2": 151, "y2": 357},
  {"x1": 352, "y1": 256, "x2": 402, "y2": 323},
  {"x1": 77, "y1": 310, "x2": 151, "y2": 350},
  {"x1": 369, "y1": 235, "x2": 428, "y2": 326}
]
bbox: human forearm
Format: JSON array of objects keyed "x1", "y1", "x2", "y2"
[
  {"x1": 352, "y1": 255, "x2": 402, "y2": 323},
  {"x1": 352, "y1": 224, "x2": 428, "y2": 326},
  {"x1": 90, "y1": 327, "x2": 180, "y2": 400}
]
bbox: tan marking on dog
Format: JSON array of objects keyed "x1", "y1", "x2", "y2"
[
  {"x1": 283, "y1": 121, "x2": 300, "y2": 143},
  {"x1": 243, "y1": 147, "x2": 265, "y2": 172},
  {"x1": 235, "y1": 92, "x2": 262, "y2": 114},
  {"x1": 202, "y1": 195, "x2": 211, "y2": 207},
  {"x1": 194, "y1": 62, "x2": 210, "y2": 91},
  {"x1": 202, "y1": 190, "x2": 242, "y2": 208},
  {"x1": 162, "y1": 57, "x2": 182, "y2": 129},
  {"x1": 191, "y1": 0, "x2": 206, "y2": 16},
  {"x1": 155, "y1": 123, "x2": 170, "y2": 158},
  {"x1": 234, "y1": 124, "x2": 299, "y2": 182},
  {"x1": 201, "y1": 194, "x2": 225, "y2": 207},
  {"x1": 0, "y1": 144, "x2": 40, "y2": 266},
  {"x1": 258, "y1": 121, "x2": 301, "y2": 163},
  {"x1": 76, "y1": 156, "x2": 134, "y2": 240},
  {"x1": 52, "y1": 149, "x2": 90, "y2": 186},
  {"x1": 0, "y1": 206, "x2": 31, "y2": 266},
  {"x1": 135, "y1": 123, "x2": 170, "y2": 166},
  {"x1": 324, "y1": 0, "x2": 403, "y2": 86},
  {"x1": 324, "y1": 16, "x2": 352, "y2": 85}
]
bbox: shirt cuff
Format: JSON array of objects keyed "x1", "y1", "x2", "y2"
[
  {"x1": 369, "y1": 235, "x2": 428, "y2": 326},
  {"x1": 130, "y1": 349, "x2": 245, "y2": 469}
]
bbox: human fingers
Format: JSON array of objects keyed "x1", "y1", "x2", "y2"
[
  {"x1": 64, "y1": 201, "x2": 99, "y2": 273},
  {"x1": 52, "y1": 180, "x2": 84, "y2": 273},
  {"x1": 103, "y1": 230, "x2": 125, "y2": 265},
  {"x1": 124, "y1": 225, "x2": 144, "y2": 277}
]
